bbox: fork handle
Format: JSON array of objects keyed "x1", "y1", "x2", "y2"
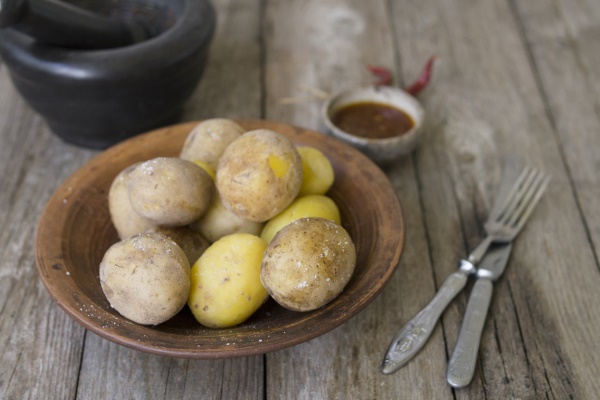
[
  {"x1": 446, "y1": 277, "x2": 493, "y2": 388},
  {"x1": 381, "y1": 265, "x2": 472, "y2": 374},
  {"x1": 467, "y1": 235, "x2": 494, "y2": 264}
]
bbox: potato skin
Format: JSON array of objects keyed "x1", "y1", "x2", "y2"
[
  {"x1": 261, "y1": 218, "x2": 356, "y2": 312},
  {"x1": 188, "y1": 233, "x2": 269, "y2": 328},
  {"x1": 128, "y1": 157, "x2": 214, "y2": 227},
  {"x1": 108, "y1": 163, "x2": 156, "y2": 239},
  {"x1": 189, "y1": 193, "x2": 264, "y2": 243},
  {"x1": 99, "y1": 232, "x2": 191, "y2": 325},
  {"x1": 146, "y1": 226, "x2": 210, "y2": 266},
  {"x1": 180, "y1": 119, "x2": 245, "y2": 170},
  {"x1": 216, "y1": 129, "x2": 303, "y2": 222}
]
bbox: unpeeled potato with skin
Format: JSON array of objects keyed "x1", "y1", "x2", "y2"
[
  {"x1": 99, "y1": 232, "x2": 190, "y2": 325},
  {"x1": 216, "y1": 129, "x2": 303, "y2": 222},
  {"x1": 128, "y1": 157, "x2": 214, "y2": 227},
  {"x1": 189, "y1": 193, "x2": 264, "y2": 243},
  {"x1": 180, "y1": 119, "x2": 245, "y2": 170},
  {"x1": 108, "y1": 162, "x2": 155, "y2": 239},
  {"x1": 146, "y1": 226, "x2": 210, "y2": 266},
  {"x1": 261, "y1": 218, "x2": 356, "y2": 312}
]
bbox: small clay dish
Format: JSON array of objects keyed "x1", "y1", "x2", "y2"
[
  {"x1": 322, "y1": 86, "x2": 425, "y2": 165},
  {"x1": 35, "y1": 119, "x2": 405, "y2": 358}
]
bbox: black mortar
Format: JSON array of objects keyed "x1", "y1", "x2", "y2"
[{"x1": 0, "y1": 0, "x2": 216, "y2": 148}]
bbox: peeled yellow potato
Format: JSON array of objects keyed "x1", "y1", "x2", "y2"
[
  {"x1": 180, "y1": 119, "x2": 245, "y2": 170},
  {"x1": 193, "y1": 160, "x2": 216, "y2": 180},
  {"x1": 108, "y1": 163, "x2": 156, "y2": 239},
  {"x1": 216, "y1": 129, "x2": 303, "y2": 222},
  {"x1": 260, "y1": 195, "x2": 341, "y2": 243},
  {"x1": 189, "y1": 193, "x2": 264, "y2": 243},
  {"x1": 99, "y1": 232, "x2": 190, "y2": 325},
  {"x1": 297, "y1": 146, "x2": 335, "y2": 196},
  {"x1": 188, "y1": 233, "x2": 269, "y2": 328},
  {"x1": 261, "y1": 218, "x2": 356, "y2": 312}
]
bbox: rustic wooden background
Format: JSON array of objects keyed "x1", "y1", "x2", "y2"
[{"x1": 1, "y1": 0, "x2": 600, "y2": 398}]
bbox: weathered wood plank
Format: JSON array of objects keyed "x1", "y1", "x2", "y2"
[
  {"x1": 182, "y1": 0, "x2": 263, "y2": 120},
  {"x1": 262, "y1": 0, "x2": 451, "y2": 398},
  {"x1": 0, "y1": 67, "x2": 97, "y2": 399},
  {"x1": 78, "y1": 333, "x2": 263, "y2": 400},
  {"x1": 74, "y1": 0, "x2": 266, "y2": 399},
  {"x1": 391, "y1": 0, "x2": 600, "y2": 398},
  {"x1": 510, "y1": 0, "x2": 600, "y2": 395}
]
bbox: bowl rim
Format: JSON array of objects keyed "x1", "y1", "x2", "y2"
[{"x1": 35, "y1": 119, "x2": 405, "y2": 358}]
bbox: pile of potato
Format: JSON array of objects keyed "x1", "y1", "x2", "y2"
[{"x1": 100, "y1": 119, "x2": 356, "y2": 328}]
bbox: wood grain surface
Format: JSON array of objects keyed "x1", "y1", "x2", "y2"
[{"x1": 1, "y1": 0, "x2": 599, "y2": 398}]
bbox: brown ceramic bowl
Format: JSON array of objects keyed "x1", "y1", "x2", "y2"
[{"x1": 35, "y1": 119, "x2": 404, "y2": 358}]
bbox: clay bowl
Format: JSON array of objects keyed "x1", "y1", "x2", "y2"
[
  {"x1": 0, "y1": 0, "x2": 215, "y2": 149},
  {"x1": 35, "y1": 119, "x2": 405, "y2": 358}
]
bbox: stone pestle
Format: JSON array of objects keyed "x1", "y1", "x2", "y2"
[{"x1": 0, "y1": 0, "x2": 149, "y2": 49}]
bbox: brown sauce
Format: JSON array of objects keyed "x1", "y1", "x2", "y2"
[{"x1": 331, "y1": 101, "x2": 415, "y2": 139}]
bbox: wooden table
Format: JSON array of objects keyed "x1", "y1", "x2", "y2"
[{"x1": 2, "y1": 0, "x2": 600, "y2": 398}]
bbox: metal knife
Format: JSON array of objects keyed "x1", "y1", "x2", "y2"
[
  {"x1": 380, "y1": 259, "x2": 474, "y2": 374},
  {"x1": 381, "y1": 159, "x2": 522, "y2": 375},
  {"x1": 446, "y1": 242, "x2": 512, "y2": 388}
]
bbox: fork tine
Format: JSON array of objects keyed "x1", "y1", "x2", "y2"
[
  {"x1": 513, "y1": 175, "x2": 550, "y2": 231},
  {"x1": 494, "y1": 167, "x2": 532, "y2": 220},
  {"x1": 506, "y1": 170, "x2": 545, "y2": 227},
  {"x1": 497, "y1": 167, "x2": 536, "y2": 223}
]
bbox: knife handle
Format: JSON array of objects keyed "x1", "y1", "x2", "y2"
[
  {"x1": 381, "y1": 265, "x2": 472, "y2": 374},
  {"x1": 446, "y1": 277, "x2": 494, "y2": 388}
]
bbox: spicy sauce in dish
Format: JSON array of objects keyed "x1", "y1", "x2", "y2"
[{"x1": 331, "y1": 101, "x2": 415, "y2": 139}]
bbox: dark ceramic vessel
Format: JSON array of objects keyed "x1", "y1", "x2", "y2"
[{"x1": 0, "y1": 0, "x2": 216, "y2": 148}]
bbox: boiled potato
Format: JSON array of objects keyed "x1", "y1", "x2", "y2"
[
  {"x1": 99, "y1": 232, "x2": 190, "y2": 325},
  {"x1": 193, "y1": 160, "x2": 216, "y2": 180},
  {"x1": 261, "y1": 218, "x2": 356, "y2": 312},
  {"x1": 297, "y1": 146, "x2": 335, "y2": 196},
  {"x1": 216, "y1": 129, "x2": 303, "y2": 222},
  {"x1": 189, "y1": 193, "x2": 264, "y2": 243},
  {"x1": 260, "y1": 195, "x2": 341, "y2": 243},
  {"x1": 108, "y1": 162, "x2": 156, "y2": 239},
  {"x1": 146, "y1": 226, "x2": 210, "y2": 265},
  {"x1": 188, "y1": 233, "x2": 269, "y2": 328},
  {"x1": 180, "y1": 119, "x2": 245, "y2": 170},
  {"x1": 128, "y1": 157, "x2": 214, "y2": 227}
]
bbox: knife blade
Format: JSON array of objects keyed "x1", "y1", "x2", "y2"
[
  {"x1": 381, "y1": 159, "x2": 522, "y2": 375},
  {"x1": 446, "y1": 242, "x2": 512, "y2": 388}
]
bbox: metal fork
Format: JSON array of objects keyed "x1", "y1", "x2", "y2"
[
  {"x1": 445, "y1": 167, "x2": 550, "y2": 387},
  {"x1": 381, "y1": 165, "x2": 549, "y2": 375},
  {"x1": 466, "y1": 167, "x2": 550, "y2": 266}
]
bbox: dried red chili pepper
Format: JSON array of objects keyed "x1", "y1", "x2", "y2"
[
  {"x1": 368, "y1": 65, "x2": 394, "y2": 86},
  {"x1": 404, "y1": 56, "x2": 436, "y2": 96},
  {"x1": 367, "y1": 56, "x2": 435, "y2": 96}
]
